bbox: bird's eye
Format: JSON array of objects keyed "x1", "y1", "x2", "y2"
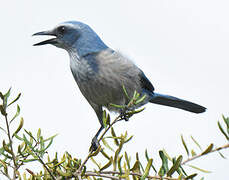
[{"x1": 57, "y1": 26, "x2": 66, "y2": 34}]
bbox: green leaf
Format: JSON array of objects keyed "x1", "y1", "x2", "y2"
[
  {"x1": 162, "y1": 149, "x2": 172, "y2": 161},
  {"x1": 43, "y1": 134, "x2": 58, "y2": 142},
  {"x1": 218, "y1": 121, "x2": 229, "y2": 140},
  {"x1": 201, "y1": 143, "x2": 213, "y2": 155},
  {"x1": 125, "y1": 151, "x2": 130, "y2": 169},
  {"x1": 12, "y1": 117, "x2": 24, "y2": 137},
  {"x1": 8, "y1": 93, "x2": 21, "y2": 107},
  {"x1": 145, "y1": 149, "x2": 157, "y2": 173},
  {"x1": 158, "y1": 150, "x2": 168, "y2": 176},
  {"x1": 10, "y1": 104, "x2": 20, "y2": 124},
  {"x1": 90, "y1": 157, "x2": 101, "y2": 169},
  {"x1": 14, "y1": 133, "x2": 24, "y2": 141},
  {"x1": 102, "y1": 138, "x2": 114, "y2": 152},
  {"x1": 114, "y1": 139, "x2": 124, "y2": 171},
  {"x1": 218, "y1": 151, "x2": 226, "y2": 159},
  {"x1": 0, "y1": 105, "x2": 7, "y2": 116},
  {"x1": 100, "y1": 156, "x2": 113, "y2": 171},
  {"x1": 37, "y1": 128, "x2": 41, "y2": 140},
  {"x1": 131, "y1": 160, "x2": 141, "y2": 173},
  {"x1": 141, "y1": 158, "x2": 152, "y2": 180},
  {"x1": 190, "y1": 136, "x2": 202, "y2": 151},
  {"x1": 135, "y1": 94, "x2": 146, "y2": 104},
  {"x1": 117, "y1": 155, "x2": 123, "y2": 174},
  {"x1": 100, "y1": 149, "x2": 110, "y2": 160},
  {"x1": 124, "y1": 135, "x2": 133, "y2": 143},
  {"x1": 185, "y1": 173, "x2": 197, "y2": 179},
  {"x1": 3, "y1": 88, "x2": 11, "y2": 108},
  {"x1": 20, "y1": 158, "x2": 39, "y2": 163},
  {"x1": 109, "y1": 103, "x2": 125, "y2": 109},
  {"x1": 181, "y1": 135, "x2": 189, "y2": 156},
  {"x1": 0, "y1": 92, "x2": 4, "y2": 100},
  {"x1": 188, "y1": 164, "x2": 211, "y2": 173},
  {"x1": 122, "y1": 85, "x2": 130, "y2": 99},
  {"x1": 111, "y1": 127, "x2": 119, "y2": 146},
  {"x1": 102, "y1": 110, "x2": 108, "y2": 128},
  {"x1": 167, "y1": 155, "x2": 183, "y2": 177},
  {"x1": 222, "y1": 115, "x2": 229, "y2": 134},
  {"x1": 90, "y1": 145, "x2": 101, "y2": 157},
  {"x1": 40, "y1": 138, "x2": 53, "y2": 155}
]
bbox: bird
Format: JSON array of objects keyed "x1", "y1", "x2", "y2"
[{"x1": 33, "y1": 21, "x2": 206, "y2": 150}]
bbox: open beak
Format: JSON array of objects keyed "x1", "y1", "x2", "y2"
[{"x1": 33, "y1": 30, "x2": 58, "y2": 46}]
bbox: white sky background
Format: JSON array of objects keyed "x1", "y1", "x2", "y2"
[{"x1": 0, "y1": 0, "x2": 229, "y2": 179}]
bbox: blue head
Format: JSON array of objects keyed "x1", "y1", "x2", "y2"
[{"x1": 33, "y1": 21, "x2": 108, "y2": 57}]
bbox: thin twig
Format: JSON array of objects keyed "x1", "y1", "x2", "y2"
[
  {"x1": 35, "y1": 153, "x2": 56, "y2": 180},
  {"x1": 4, "y1": 114, "x2": 18, "y2": 180},
  {"x1": 182, "y1": 143, "x2": 229, "y2": 165}
]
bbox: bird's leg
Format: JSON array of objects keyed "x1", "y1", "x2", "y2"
[{"x1": 90, "y1": 126, "x2": 104, "y2": 151}]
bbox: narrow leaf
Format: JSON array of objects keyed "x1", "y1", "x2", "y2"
[
  {"x1": 102, "y1": 138, "x2": 114, "y2": 152},
  {"x1": 135, "y1": 94, "x2": 146, "y2": 104},
  {"x1": 10, "y1": 105, "x2": 20, "y2": 124},
  {"x1": 37, "y1": 128, "x2": 41, "y2": 140},
  {"x1": 8, "y1": 93, "x2": 21, "y2": 107},
  {"x1": 0, "y1": 105, "x2": 7, "y2": 116},
  {"x1": 125, "y1": 151, "x2": 130, "y2": 169},
  {"x1": 3, "y1": 88, "x2": 11, "y2": 108},
  {"x1": 191, "y1": 136, "x2": 202, "y2": 151},
  {"x1": 218, "y1": 121, "x2": 229, "y2": 140},
  {"x1": 0, "y1": 92, "x2": 4, "y2": 100},
  {"x1": 124, "y1": 135, "x2": 133, "y2": 143},
  {"x1": 167, "y1": 155, "x2": 183, "y2": 177},
  {"x1": 185, "y1": 173, "x2": 197, "y2": 179},
  {"x1": 109, "y1": 103, "x2": 125, "y2": 109},
  {"x1": 122, "y1": 85, "x2": 130, "y2": 99},
  {"x1": 90, "y1": 157, "x2": 101, "y2": 169},
  {"x1": 111, "y1": 127, "x2": 119, "y2": 146},
  {"x1": 117, "y1": 155, "x2": 123, "y2": 174},
  {"x1": 162, "y1": 149, "x2": 172, "y2": 161},
  {"x1": 12, "y1": 117, "x2": 24, "y2": 137},
  {"x1": 188, "y1": 164, "x2": 211, "y2": 173},
  {"x1": 145, "y1": 149, "x2": 157, "y2": 173},
  {"x1": 218, "y1": 151, "x2": 226, "y2": 159},
  {"x1": 201, "y1": 144, "x2": 213, "y2": 155},
  {"x1": 90, "y1": 145, "x2": 101, "y2": 157},
  {"x1": 141, "y1": 158, "x2": 152, "y2": 180},
  {"x1": 102, "y1": 110, "x2": 107, "y2": 128},
  {"x1": 159, "y1": 150, "x2": 168, "y2": 172},
  {"x1": 181, "y1": 135, "x2": 189, "y2": 156},
  {"x1": 100, "y1": 156, "x2": 113, "y2": 171},
  {"x1": 131, "y1": 160, "x2": 141, "y2": 173},
  {"x1": 100, "y1": 149, "x2": 110, "y2": 160},
  {"x1": 20, "y1": 158, "x2": 39, "y2": 163},
  {"x1": 43, "y1": 134, "x2": 58, "y2": 142}
]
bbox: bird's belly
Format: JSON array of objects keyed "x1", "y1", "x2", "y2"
[{"x1": 78, "y1": 79, "x2": 125, "y2": 107}]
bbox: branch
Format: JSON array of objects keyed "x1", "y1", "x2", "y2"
[
  {"x1": 182, "y1": 143, "x2": 229, "y2": 165},
  {"x1": 4, "y1": 114, "x2": 18, "y2": 180},
  {"x1": 85, "y1": 170, "x2": 184, "y2": 180}
]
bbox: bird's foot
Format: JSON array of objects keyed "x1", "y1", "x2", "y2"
[
  {"x1": 90, "y1": 136, "x2": 100, "y2": 151},
  {"x1": 119, "y1": 107, "x2": 130, "y2": 121}
]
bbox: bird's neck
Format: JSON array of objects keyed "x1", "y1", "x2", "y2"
[{"x1": 71, "y1": 31, "x2": 108, "y2": 58}]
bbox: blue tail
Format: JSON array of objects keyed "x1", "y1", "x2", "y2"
[{"x1": 149, "y1": 93, "x2": 206, "y2": 113}]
